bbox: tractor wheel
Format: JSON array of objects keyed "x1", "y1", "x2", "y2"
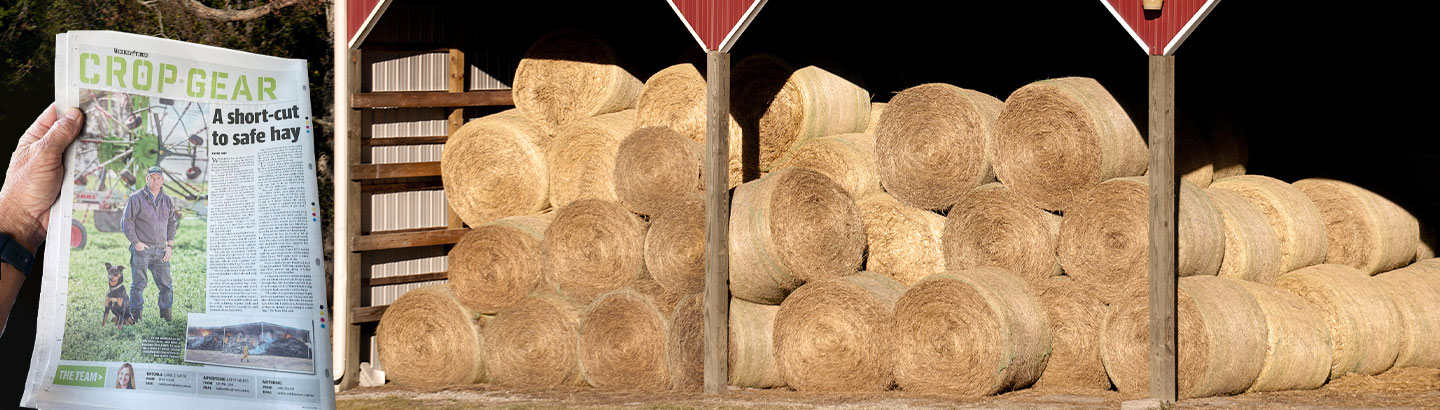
[{"x1": 70, "y1": 220, "x2": 87, "y2": 249}]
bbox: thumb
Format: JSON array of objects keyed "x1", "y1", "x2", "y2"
[{"x1": 39, "y1": 108, "x2": 84, "y2": 158}]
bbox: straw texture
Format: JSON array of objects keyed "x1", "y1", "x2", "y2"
[
  {"x1": 577, "y1": 286, "x2": 675, "y2": 390},
  {"x1": 1374, "y1": 262, "x2": 1440, "y2": 369},
  {"x1": 1205, "y1": 187, "x2": 1284, "y2": 284},
  {"x1": 1059, "y1": 177, "x2": 1225, "y2": 304},
  {"x1": 483, "y1": 293, "x2": 585, "y2": 387},
  {"x1": 634, "y1": 63, "x2": 743, "y2": 185},
  {"x1": 1176, "y1": 119, "x2": 1214, "y2": 188},
  {"x1": 991, "y1": 77, "x2": 1147, "y2": 212},
  {"x1": 1210, "y1": 175, "x2": 1328, "y2": 273},
  {"x1": 449, "y1": 215, "x2": 552, "y2": 314},
  {"x1": 613, "y1": 126, "x2": 703, "y2": 216},
  {"x1": 864, "y1": 102, "x2": 886, "y2": 134},
  {"x1": 668, "y1": 296, "x2": 788, "y2": 390},
  {"x1": 548, "y1": 109, "x2": 636, "y2": 208},
  {"x1": 441, "y1": 111, "x2": 549, "y2": 226},
  {"x1": 644, "y1": 197, "x2": 706, "y2": 295},
  {"x1": 770, "y1": 133, "x2": 881, "y2": 198},
  {"x1": 542, "y1": 199, "x2": 647, "y2": 303},
  {"x1": 892, "y1": 268, "x2": 1051, "y2": 396},
  {"x1": 1235, "y1": 280, "x2": 1332, "y2": 392},
  {"x1": 1032, "y1": 276, "x2": 1110, "y2": 391},
  {"x1": 856, "y1": 193, "x2": 946, "y2": 287},
  {"x1": 375, "y1": 284, "x2": 487, "y2": 386},
  {"x1": 729, "y1": 168, "x2": 866, "y2": 304},
  {"x1": 1293, "y1": 178, "x2": 1419, "y2": 274},
  {"x1": 874, "y1": 83, "x2": 1002, "y2": 211},
  {"x1": 774, "y1": 273, "x2": 906, "y2": 392},
  {"x1": 732, "y1": 55, "x2": 871, "y2": 171},
  {"x1": 513, "y1": 30, "x2": 641, "y2": 135},
  {"x1": 1417, "y1": 223, "x2": 1437, "y2": 261},
  {"x1": 1274, "y1": 264, "x2": 1402, "y2": 379},
  {"x1": 667, "y1": 294, "x2": 704, "y2": 392},
  {"x1": 943, "y1": 182, "x2": 1062, "y2": 285}
]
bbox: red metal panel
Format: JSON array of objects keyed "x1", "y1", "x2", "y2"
[
  {"x1": 347, "y1": 0, "x2": 386, "y2": 46},
  {"x1": 672, "y1": 0, "x2": 759, "y2": 51},
  {"x1": 1105, "y1": 0, "x2": 1213, "y2": 55}
]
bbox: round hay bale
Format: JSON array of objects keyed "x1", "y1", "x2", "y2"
[
  {"x1": 1293, "y1": 178, "x2": 1419, "y2": 274},
  {"x1": 1234, "y1": 280, "x2": 1332, "y2": 392},
  {"x1": 1204, "y1": 187, "x2": 1284, "y2": 284},
  {"x1": 770, "y1": 133, "x2": 881, "y2": 198},
  {"x1": 991, "y1": 77, "x2": 1147, "y2": 212},
  {"x1": 634, "y1": 63, "x2": 743, "y2": 185},
  {"x1": 892, "y1": 267, "x2": 1051, "y2": 396},
  {"x1": 1058, "y1": 177, "x2": 1226, "y2": 304},
  {"x1": 1274, "y1": 264, "x2": 1402, "y2": 379},
  {"x1": 1416, "y1": 223, "x2": 1436, "y2": 262},
  {"x1": 513, "y1": 30, "x2": 641, "y2": 135},
  {"x1": 1176, "y1": 119, "x2": 1214, "y2": 188},
  {"x1": 856, "y1": 192, "x2": 946, "y2": 287},
  {"x1": 1207, "y1": 118, "x2": 1249, "y2": 179},
  {"x1": 441, "y1": 111, "x2": 549, "y2": 226},
  {"x1": 376, "y1": 284, "x2": 487, "y2": 386},
  {"x1": 729, "y1": 168, "x2": 866, "y2": 304},
  {"x1": 732, "y1": 55, "x2": 871, "y2": 171},
  {"x1": 774, "y1": 272, "x2": 906, "y2": 392},
  {"x1": 548, "y1": 109, "x2": 636, "y2": 208},
  {"x1": 667, "y1": 296, "x2": 788, "y2": 391},
  {"x1": 863, "y1": 102, "x2": 886, "y2": 134},
  {"x1": 1032, "y1": 276, "x2": 1110, "y2": 391},
  {"x1": 1100, "y1": 276, "x2": 1267, "y2": 399},
  {"x1": 1374, "y1": 263, "x2": 1440, "y2": 369},
  {"x1": 577, "y1": 286, "x2": 674, "y2": 390},
  {"x1": 644, "y1": 197, "x2": 705, "y2": 295},
  {"x1": 449, "y1": 215, "x2": 552, "y2": 314},
  {"x1": 483, "y1": 293, "x2": 585, "y2": 387},
  {"x1": 667, "y1": 294, "x2": 705, "y2": 392},
  {"x1": 613, "y1": 126, "x2": 703, "y2": 215},
  {"x1": 542, "y1": 199, "x2": 647, "y2": 303},
  {"x1": 874, "y1": 83, "x2": 1002, "y2": 211},
  {"x1": 1209, "y1": 175, "x2": 1328, "y2": 273},
  {"x1": 943, "y1": 182, "x2": 1062, "y2": 285}
]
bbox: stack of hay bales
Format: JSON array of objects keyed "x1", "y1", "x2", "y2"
[
  {"x1": 728, "y1": 167, "x2": 866, "y2": 304},
  {"x1": 855, "y1": 193, "x2": 945, "y2": 287},
  {"x1": 1375, "y1": 260, "x2": 1440, "y2": 369},
  {"x1": 635, "y1": 63, "x2": 744, "y2": 185},
  {"x1": 1275, "y1": 264, "x2": 1402, "y2": 379},
  {"x1": 1292, "y1": 178, "x2": 1419, "y2": 274},
  {"x1": 376, "y1": 285, "x2": 489, "y2": 386},
  {"x1": 873, "y1": 83, "x2": 1002, "y2": 211},
  {"x1": 1209, "y1": 175, "x2": 1328, "y2": 273},
  {"x1": 732, "y1": 55, "x2": 872, "y2": 172},
  {"x1": 773, "y1": 273, "x2": 906, "y2": 391},
  {"x1": 943, "y1": 182, "x2": 1062, "y2": 285},
  {"x1": 441, "y1": 111, "x2": 549, "y2": 226}
]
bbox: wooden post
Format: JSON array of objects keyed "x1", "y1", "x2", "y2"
[
  {"x1": 445, "y1": 48, "x2": 466, "y2": 230},
  {"x1": 703, "y1": 50, "x2": 731, "y2": 395},
  {"x1": 1147, "y1": 54, "x2": 1178, "y2": 403}
]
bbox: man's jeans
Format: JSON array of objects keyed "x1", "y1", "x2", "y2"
[{"x1": 129, "y1": 245, "x2": 172, "y2": 319}]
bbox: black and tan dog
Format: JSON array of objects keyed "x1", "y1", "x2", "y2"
[{"x1": 102, "y1": 262, "x2": 130, "y2": 330}]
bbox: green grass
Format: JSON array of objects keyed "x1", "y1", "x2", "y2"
[{"x1": 59, "y1": 210, "x2": 207, "y2": 365}]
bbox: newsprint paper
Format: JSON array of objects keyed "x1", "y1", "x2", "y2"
[{"x1": 23, "y1": 31, "x2": 333, "y2": 410}]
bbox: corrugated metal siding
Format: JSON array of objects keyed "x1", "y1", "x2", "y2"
[
  {"x1": 367, "y1": 190, "x2": 448, "y2": 232},
  {"x1": 365, "y1": 51, "x2": 449, "y2": 92},
  {"x1": 468, "y1": 51, "x2": 514, "y2": 91},
  {"x1": 365, "y1": 246, "x2": 448, "y2": 306}
]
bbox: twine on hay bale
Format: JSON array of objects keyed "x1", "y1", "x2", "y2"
[
  {"x1": 449, "y1": 215, "x2": 552, "y2": 314},
  {"x1": 732, "y1": 55, "x2": 871, "y2": 172},
  {"x1": 943, "y1": 182, "x2": 1062, "y2": 285},
  {"x1": 1293, "y1": 178, "x2": 1419, "y2": 274},
  {"x1": 991, "y1": 77, "x2": 1147, "y2": 212},
  {"x1": 770, "y1": 132, "x2": 881, "y2": 198},
  {"x1": 513, "y1": 30, "x2": 641, "y2": 135},
  {"x1": 863, "y1": 102, "x2": 886, "y2": 134},
  {"x1": 1274, "y1": 264, "x2": 1402, "y2": 379},
  {"x1": 1100, "y1": 276, "x2": 1266, "y2": 399},
  {"x1": 774, "y1": 272, "x2": 907, "y2": 392},
  {"x1": 1176, "y1": 119, "x2": 1214, "y2": 188},
  {"x1": 1207, "y1": 118, "x2": 1249, "y2": 179},
  {"x1": 441, "y1": 111, "x2": 549, "y2": 226},
  {"x1": 1374, "y1": 262, "x2": 1440, "y2": 369},
  {"x1": 376, "y1": 284, "x2": 488, "y2": 386},
  {"x1": 729, "y1": 167, "x2": 866, "y2": 305},
  {"x1": 1210, "y1": 175, "x2": 1328, "y2": 273},
  {"x1": 613, "y1": 126, "x2": 703, "y2": 216},
  {"x1": 577, "y1": 284, "x2": 676, "y2": 390},
  {"x1": 483, "y1": 292, "x2": 585, "y2": 387},
  {"x1": 542, "y1": 199, "x2": 647, "y2": 303},
  {"x1": 1205, "y1": 187, "x2": 1284, "y2": 284},
  {"x1": 1058, "y1": 177, "x2": 1225, "y2": 304},
  {"x1": 1234, "y1": 280, "x2": 1332, "y2": 392},
  {"x1": 634, "y1": 63, "x2": 743, "y2": 184},
  {"x1": 856, "y1": 192, "x2": 946, "y2": 287},
  {"x1": 667, "y1": 296, "x2": 788, "y2": 391},
  {"x1": 874, "y1": 83, "x2": 1002, "y2": 211},
  {"x1": 892, "y1": 267, "x2": 1051, "y2": 396},
  {"x1": 1032, "y1": 276, "x2": 1110, "y2": 391},
  {"x1": 547, "y1": 109, "x2": 636, "y2": 208},
  {"x1": 644, "y1": 197, "x2": 705, "y2": 295}
]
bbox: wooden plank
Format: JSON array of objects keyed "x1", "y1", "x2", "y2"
[
  {"x1": 364, "y1": 271, "x2": 449, "y2": 287},
  {"x1": 703, "y1": 50, "x2": 732, "y2": 395},
  {"x1": 351, "y1": 162, "x2": 441, "y2": 180},
  {"x1": 360, "y1": 180, "x2": 445, "y2": 194},
  {"x1": 446, "y1": 48, "x2": 467, "y2": 230},
  {"x1": 1147, "y1": 54, "x2": 1178, "y2": 403},
  {"x1": 361, "y1": 135, "x2": 447, "y2": 147},
  {"x1": 350, "y1": 305, "x2": 388, "y2": 324},
  {"x1": 338, "y1": 46, "x2": 363, "y2": 391},
  {"x1": 351, "y1": 90, "x2": 512, "y2": 108},
  {"x1": 351, "y1": 228, "x2": 469, "y2": 252}
]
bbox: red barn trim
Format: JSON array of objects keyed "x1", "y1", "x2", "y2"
[
  {"x1": 668, "y1": 0, "x2": 769, "y2": 52},
  {"x1": 1102, "y1": 0, "x2": 1220, "y2": 55},
  {"x1": 347, "y1": 0, "x2": 393, "y2": 50}
]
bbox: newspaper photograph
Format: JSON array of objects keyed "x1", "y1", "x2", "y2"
[{"x1": 23, "y1": 31, "x2": 332, "y2": 410}]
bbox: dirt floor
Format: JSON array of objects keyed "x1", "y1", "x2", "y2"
[
  {"x1": 336, "y1": 367, "x2": 1440, "y2": 409},
  {"x1": 184, "y1": 350, "x2": 316, "y2": 374}
]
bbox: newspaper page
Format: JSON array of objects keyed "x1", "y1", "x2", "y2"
[{"x1": 22, "y1": 31, "x2": 333, "y2": 410}]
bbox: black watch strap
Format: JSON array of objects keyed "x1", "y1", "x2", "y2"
[{"x1": 0, "y1": 233, "x2": 35, "y2": 277}]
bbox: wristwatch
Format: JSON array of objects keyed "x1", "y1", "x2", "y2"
[{"x1": 0, "y1": 232, "x2": 35, "y2": 278}]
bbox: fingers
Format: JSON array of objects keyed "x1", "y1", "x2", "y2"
[
  {"x1": 21, "y1": 102, "x2": 60, "y2": 146},
  {"x1": 39, "y1": 108, "x2": 84, "y2": 158}
]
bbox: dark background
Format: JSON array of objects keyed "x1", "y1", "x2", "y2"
[{"x1": 3, "y1": 0, "x2": 1437, "y2": 405}]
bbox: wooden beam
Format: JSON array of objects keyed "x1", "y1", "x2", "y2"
[
  {"x1": 361, "y1": 135, "x2": 447, "y2": 147},
  {"x1": 360, "y1": 180, "x2": 445, "y2": 194},
  {"x1": 364, "y1": 271, "x2": 449, "y2": 287},
  {"x1": 351, "y1": 90, "x2": 512, "y2": 109},
  {"x1": 350, "y1": 305, "x2": 388, "y2": 324},
  {"x1": 351, "y1": 228, "x2": 469, "y2": 252},
  {"x1": 446, "y1": 48, "x2": 467, "y2": 230},
  {"x1": 1148, "y1": 54, "x2": 1178, "y2": 403},
  {"x1": 350, "y1": 162, "x2": 441, "y2": 180},
  {"x1": 703, "y1": 50, "x2": 732, "y2": 395}
]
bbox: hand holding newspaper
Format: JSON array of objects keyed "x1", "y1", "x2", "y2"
[{"x1": 23, "y1": 31, "x2": 333, "y2": 410}]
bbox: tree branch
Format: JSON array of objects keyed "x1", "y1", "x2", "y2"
[{"x1": 170, "y1": 0, "x2": 304, "y2": 22}]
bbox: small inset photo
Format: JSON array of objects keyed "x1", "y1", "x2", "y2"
[{"x1": 183, "y1": 314, "x2": 315, "y2": 374}]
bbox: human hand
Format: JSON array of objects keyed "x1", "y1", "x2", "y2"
[
  {"x1": 163, "y1": 246, "x2": 172, "y2": 262},
  {"x1": 0, "y1": 103, "x2": 84, "y2": 252},
  {"x1": 134, "y1": 242, "x2": 148, "y2": 251}
]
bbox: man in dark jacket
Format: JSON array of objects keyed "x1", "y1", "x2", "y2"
[{"x1": 122, "y1": 166, "x2": 179, "y2": 322}]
